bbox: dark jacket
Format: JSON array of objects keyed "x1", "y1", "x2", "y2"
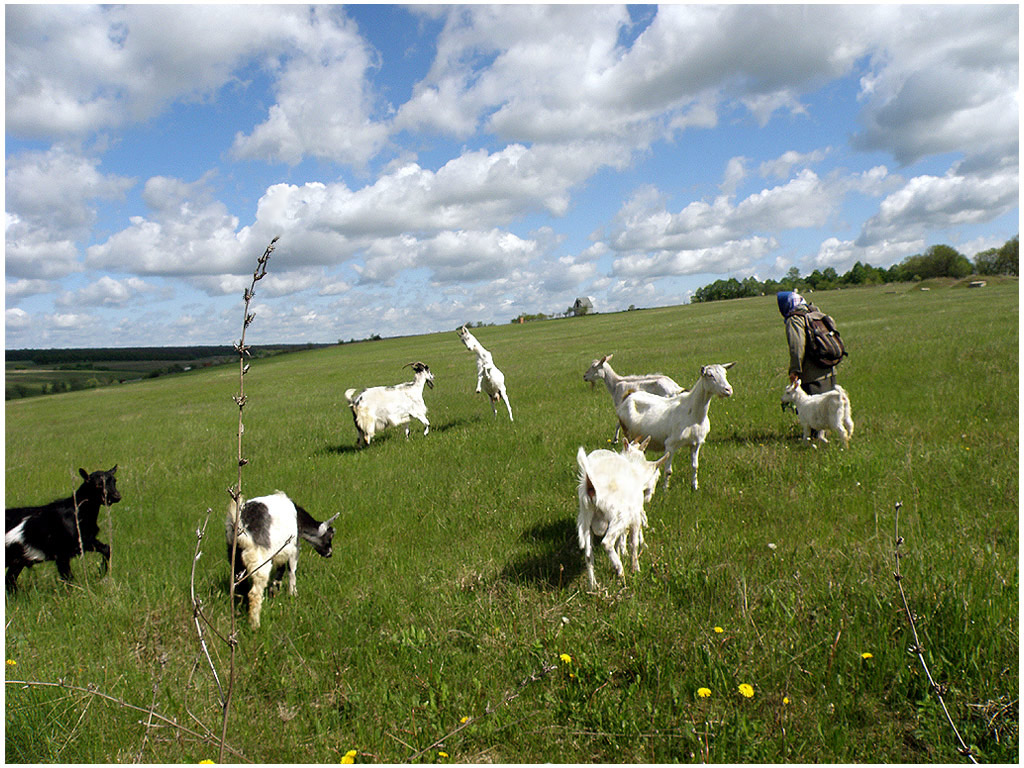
[{"x1": 785, "y1": 305, "x2": 835, "y2": 385}]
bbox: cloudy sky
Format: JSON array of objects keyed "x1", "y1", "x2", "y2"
[{"x1": 5, "y1": 4, "x2": 1019, "y2": 349}]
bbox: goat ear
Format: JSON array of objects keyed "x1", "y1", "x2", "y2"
[
  {"x1": 605, "y1": 353, "x2": 613, "y2": 362},
  {"x1": 655, "y1": 451, "x2": 671, "y2": 468},
  {"x1": 638, "y1": 436, "x2": 651, "y2": 452},
  {"x1": 722, "y1": 361, "x2": 736, "y2": 369},
  {"x1": 109, "y1": 465, "x2": 118, "y2": 474},
  {"x1": 79, "y1": 468, "x2": 89, "y2": 481},
  {"x1": 318, "y1": 513, "x2": 340, "y2": 534}
]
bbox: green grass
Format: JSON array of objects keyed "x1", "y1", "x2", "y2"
[{"x1": 5, "y1": 282, "x2": 1018, "y2": 763}]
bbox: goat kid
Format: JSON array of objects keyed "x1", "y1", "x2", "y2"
[
  {"x1": 583, "y1": 354, "x2": 683, "y2": 442},
  {"x1": 457, "y1": 325, "x2": 513, "y2": 421},
  {"x1": 345, "y1": 362, "x2": 434, "y2": 447},
  {"x1": 616, "y1": 363, "x2": 735, "y2": 490},
  {"x1": 226, "y1": 491, "x2": 338, "y2": 629},
  {"x1": 781, "y1": 382, "x2": 854, "y2": 449},
  {"x1": 577, "y1": 440, "x2": 668, "y2": 591},
  {"x1": 6, "y1": 466, "x2": 122, "y2": 592}
]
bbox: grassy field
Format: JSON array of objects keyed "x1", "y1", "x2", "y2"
[{"x1": 4, "y1": 281, "x2": 1018, "y2": 763}]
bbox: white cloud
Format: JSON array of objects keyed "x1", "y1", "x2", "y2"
[
  {"x1": 6, "y1": 278, "x2": 54, "y2": 301},
  {"x1": 852, "y1": 5, "x2": 1018, "y2": 168},
  {"x1": 611, "y1": 236, "x2": 777, "y2": 279},
  {"x1": 6, "y1": 307, "x2": 31, "y2": 330},
  {"x1": 86, "y1": 175, "x2": 245, "y2": 276},
  {"x1": 721, "y1": 157, "x2": 748, "y2": 195},
  {"x1": 604, "y1": 169, "x2": 835, "y2": 268},
  {"x1": 813, "y1": 236, "x2": 924, "y2": 274},
  {"x1": 856, "y1": 166, "x2": 1019, "y2": 247},
  {"x1": 6, "y1": 146, "x2": 134, "y2": 235},
  {"x1": 758, "y1": 149, "x2": 830, "y2": 180},
  {"x1": 4, "y1": 146, "x2": 135, "y2": 280},
  {"x1": 5, "y1": 236, "x2": 83, "y2": 281},
  {"x1": 55, "y1": 275, "x2": 156, "y2": 309},
  {"x1": 7, "y1": 5, "x2": 324, "y2": 138},
  {"x1": 230, "y1": 7, "x2": 388, "y2": 166}
]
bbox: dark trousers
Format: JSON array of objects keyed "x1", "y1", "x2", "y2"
[{"x1": 802, "y1": 373, "x2": 835, "y2": 396}]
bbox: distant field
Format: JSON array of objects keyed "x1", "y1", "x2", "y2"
[
  {"x1": 4, "y1": 281, "x2": 1018, "y2": 763},
  {"x1": 5, "y1": 344, "x2": 331, "y2": 399}
]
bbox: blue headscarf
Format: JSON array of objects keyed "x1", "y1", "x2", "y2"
[{"x1": 777, "y1": 291, "x2": 806, "y2": 318}]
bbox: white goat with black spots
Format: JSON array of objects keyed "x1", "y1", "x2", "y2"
[{"x1": 226, "y1": 491, "x2": 337, "y2": 629}]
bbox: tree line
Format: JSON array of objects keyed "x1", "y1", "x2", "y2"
[{"x1": 692, "y1": 236, "x2": 1018, "y2": 303}]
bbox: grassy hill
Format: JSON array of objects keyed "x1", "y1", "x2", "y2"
[{"x1": 4, "y1": 281, "x2": 1018, "y2": 763}]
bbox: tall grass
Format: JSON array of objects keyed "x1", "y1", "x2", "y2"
[{"x1": 5, "y1": 281, "x2": 1018, "y2": 763}]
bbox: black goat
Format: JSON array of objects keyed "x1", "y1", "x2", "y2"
[{"x1": 6, "y1": 466, "x2": 122, "y2": 592}]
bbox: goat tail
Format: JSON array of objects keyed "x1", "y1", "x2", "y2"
[
  {"x1": 344, "y1": 388, "x2": 360, "y2": 405},
  {"x1": 576, "y1": 445, "x2": 590, "y2": 480},
  {"x1": 575, "y1": 447, "x2": 595, "y2": 553},
  {"x1": 836, "y1": 385, "x2": 854, "y2": 438},
  {"x1": 576, "y1": 446, "x2": 598, "y2": 502}
]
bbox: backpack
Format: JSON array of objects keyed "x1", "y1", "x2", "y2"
[{"x1": 804, "y1": 309, "x2": 847, "y2": 367}]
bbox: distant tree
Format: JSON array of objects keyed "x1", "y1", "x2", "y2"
[
  {"x1": 975, "y1": 236, "x2": 1018, "y2": 276},
  {"x1": 899, "y1": 244, "x2": 972, "y2": 280},
  {"x1": 740, "y1": 276, "x2": 762, "y2": 297}
]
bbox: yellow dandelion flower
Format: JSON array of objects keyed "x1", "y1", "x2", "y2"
[
  {"x1": 5, "y1": 659, "x2": 15, "y2": 667},
  {"x1": 697, "y1": 687, "x2": 712, "y2": 699},
  {"x1": 460, "y1": 716, "x2": 469, "y2": 724},
  {"x1": 341, "y1": 749, "x2": 358, "y2": 764},
  {"x1": 738, "y1": 683, "x2": 754, "y2": 698},
  {"x1": 199, "y1": 761, "x2": 215, "y2": 765},
  {"x1": 861, "y1": 652, "x2": 873, "y2": 660},
  {"x1": 783, "y1": 696, "x2": 791, "y2": 705},
  {"x1": 438, "y1": 751, "x2": 449, "y2": 759},
  {"x1": 559, "y1": 653, "x2": 572, "y2": 664},
  {"x1": 713, "y1": 626, "x2": 724, "y2": 634}
]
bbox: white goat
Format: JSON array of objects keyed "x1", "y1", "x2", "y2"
[
  {"x1": 457, "y1": 325, "x2": 513, "y2": 421},
  {"x1": 584, "y1": 354, "x2": 684, "y2": 442},
  {"x1": 616, "y1": 362, "x2": 735, "y2": 490},
  {"x1": 576, "y1": 439, "x2": 669, "y2": 590},
  {"x1": 781, "y1": 382, "x2": 854, "y2": 449},
  {"x1": 345, "y1": 362, "x2": 434, "y2": 447},
  {"x1": 226, "y1": 491, "x2": 337, "y2": 629}
]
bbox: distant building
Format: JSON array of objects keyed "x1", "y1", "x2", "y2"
[{"x1": 572, "y1": 296, "x2": 595, "y2": 316}]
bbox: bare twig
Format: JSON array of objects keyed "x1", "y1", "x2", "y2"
[
  {"x1": 893, "y1": 501, "x2": 978, "y2": 764},
  {"x1": 5, "y1": 679, "x2": 249, "y2": 762},
  {"x1": 70, "y1": 474, "x2": 88, "y2": 591},
  {"x1": 219, "y1": 235, "x2": 278, "y2": 762},
  {"x1": 190, "y1": 513, "x2": 224, "y2": 705},
  {"x1": 231, "y1": 535, "x2": 295, "y2": 588}
]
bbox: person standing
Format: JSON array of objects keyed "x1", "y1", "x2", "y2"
[{"x1": 777, "y1": 290, "x2": 837, "y2": 394}]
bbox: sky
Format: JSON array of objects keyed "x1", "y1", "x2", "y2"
[{"x1": 4, "y1": 3, "x2": 1019, "y2": 349}]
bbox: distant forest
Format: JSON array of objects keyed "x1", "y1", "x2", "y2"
[{"x1": 692, "y1": 236, "x2": 1018, "y2": 303}]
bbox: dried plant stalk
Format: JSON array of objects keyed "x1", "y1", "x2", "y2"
[{"x1": 893, "y1": 501, "x2": 978, "y2": 764}]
